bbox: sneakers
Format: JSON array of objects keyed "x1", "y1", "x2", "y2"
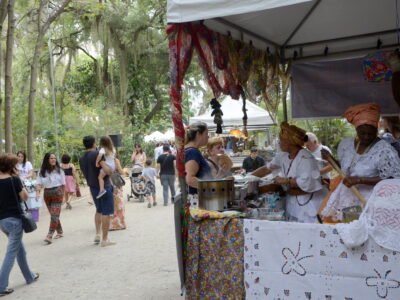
[
  {"x1": 96, "y1": 190, "x2": 107, "y2": 199},
  {"x1": 100, "y1": 240, "x2": 116, "y2": 247},
  {"x1": 0, "y1": 288, "x2": 14, "y2": 296},
  {"x1": 147, "y1": 203, "x2": 151, "y2": 208},
  {"x1": 28, "y1": 273, "x2": 39, "y2": 284},
  {"x1": 94, "y1": 235, "x2": 101, "y2": 244},
  {"x1": 153, "y1": 202, "x2": 157, "y2": 207}
]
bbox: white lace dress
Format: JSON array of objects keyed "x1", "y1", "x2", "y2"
[
  {"x1": 269, "y1": 149, "x2": 327, "y2": 223},
  {"x1": 322, "y1": 138, "x2": 400, "y2": 220}
]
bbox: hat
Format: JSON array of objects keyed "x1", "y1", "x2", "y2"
[
  {"x1": 279, "y1": 122, "x2": 307, "y2": 147},
  {"x1": 343, "y1": 103, "x2": 380, "y2": 128}
]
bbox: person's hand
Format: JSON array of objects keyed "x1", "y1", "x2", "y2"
[
  {"x1": 273, "y1": 176, "x2": 289, "y2": 185},
  {"x1": 343, "y1": 176, "x2": 361, "y2": 188}
]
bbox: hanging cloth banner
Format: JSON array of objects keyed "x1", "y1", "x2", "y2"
[{"x1": 291, "y1": 57, "x2": 398, "y2": 119}]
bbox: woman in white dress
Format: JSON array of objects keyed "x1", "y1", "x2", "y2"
[
  {"x1": 253, "y1": 122, "x2": 327, "y2": 223},
  {"x1": 16, "y1": 151, "x2": 33, "y2": 179},
  {"x1": 321, "y1": 103, "x2": 400, "y2": 220},
  {"x1": 16, "y1": 151, "x2": 40, "y2": 222}
]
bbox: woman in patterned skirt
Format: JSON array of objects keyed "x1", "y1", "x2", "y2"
[
  {"x1": 36, "y1": 153, "x2": 65, "y2": 244},
  {"x1": 109, "y1": 158, "x2": 127, "y2": 230}
]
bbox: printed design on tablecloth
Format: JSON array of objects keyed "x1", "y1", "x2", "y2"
[
  {"x1": 281, "y1": 242, "x2": 313, "y2": 276},
  {"x1": 365, "y1": 269, "x2": 400, "y2": 299},
  {"x1": 264, "y1": 287, "x2": 269, "y2": 295},
  {"x1": 375, "y1": 184, "x2": 400, "y2": 197},
  {"x1": 374, "y1": 208, "x2": 400, "y2": 230}
]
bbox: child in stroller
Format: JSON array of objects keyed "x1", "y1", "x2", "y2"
[{"x1": 127, "y1": 163, "x2": 147, "y2": 202}]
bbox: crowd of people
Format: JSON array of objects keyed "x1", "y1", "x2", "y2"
[
  {"x1": 185, "y1": 102, "x2": 400, "y2": 223},
  {"x1": 1, "y1": 101, "x2": 400, "y2": 296},
  {"x1": 0, "y1": 136, "x2": 179, "y2": 296}
]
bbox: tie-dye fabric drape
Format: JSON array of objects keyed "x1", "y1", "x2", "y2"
[{"x1": 167, "y1": 22, "x2": 281, "y2": 177}]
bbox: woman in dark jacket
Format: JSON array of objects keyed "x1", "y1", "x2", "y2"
[{"x1": 0, "y1": 153, "x2": 39, "y2": 296}]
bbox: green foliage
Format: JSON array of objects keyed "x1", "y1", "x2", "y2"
[{"x1": 293, "y1": 119, "x2": 355, "y2": 154}]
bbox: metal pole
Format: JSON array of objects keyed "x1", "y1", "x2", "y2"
[{"x1": 280, "y1": 48, "x2": 288, "y2": 122}]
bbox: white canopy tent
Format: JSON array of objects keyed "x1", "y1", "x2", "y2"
[
  {"x1": 144, "y1": 130, "x2": 175, "y2": 143},
  {"x1": 144, "y1": 131, "x2": 164, "y2": 143},
  {"x1": 168, "y1": 0, "x2": 400, "y2": 60},
  {"x1": 189, "y1": 97, "x2": 275, "y2": 131}
]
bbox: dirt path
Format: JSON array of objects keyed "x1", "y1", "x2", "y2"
[{"x1": 0, "y1": 181, "x2": 182, "y2": 300}]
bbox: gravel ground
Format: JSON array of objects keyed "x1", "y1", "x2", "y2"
[{"x1": 0, "y1": 180, "x2": 182, "y2": 300}]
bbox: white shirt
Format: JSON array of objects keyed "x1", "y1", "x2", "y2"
[
  {"x1": 100, "y1": 147, "x2": 116, "y2": 170},
  {"x1": 269, "y1": 149, "x2": 326, "y2": 223},
  {"x1": 17, "y1": 161, "x2": 33, "y2": 179},
  {"x1": 154, "y1": 146, "x2": 163, "y2": 161},
  {"x1": 37, "y1": 169, "x2": 65, "y2": 189},
  {"x1": 322, "y1": 138, "x2": 400, "y2": 220},
  {"x1": 308, "y1": 144, "x2": 332, "y2": 179}
]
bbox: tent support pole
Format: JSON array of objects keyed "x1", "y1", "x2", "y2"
[
  {"x1": 280, "y1": 48, "x2": 288, "y2": 122},
  {"x1": 214, "y1": 18, "x2": 280, "y2": 48},
  {"x1": 283, "y1": 0, "x2": 322, "y2": 47}
]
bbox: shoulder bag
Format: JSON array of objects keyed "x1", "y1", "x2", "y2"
[
  {"x1": 111, "y1": 172, "x2": 126, "y2": 188},
  {"x1": 10, "y1": 177, "x2": 37, "y2": 233}
]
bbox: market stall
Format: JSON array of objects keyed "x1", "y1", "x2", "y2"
[{"x1": 167, "y1": 1, "x2": 400, "y2": 299}]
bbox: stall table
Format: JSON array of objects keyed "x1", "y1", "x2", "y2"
[{"x1": 184, "y1": 217, "x2": 400, "y2": 300}]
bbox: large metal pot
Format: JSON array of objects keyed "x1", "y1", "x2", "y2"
[{"x1": 198, "y1": 178, "x2": 234, "y2": 211}]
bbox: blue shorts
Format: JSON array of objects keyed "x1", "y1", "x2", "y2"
[{"x1": 90, "y1": 186, "x2": 114, "y2": 216}]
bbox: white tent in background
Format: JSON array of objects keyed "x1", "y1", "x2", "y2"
[
  {"x1": 189, "y1": 97, "x2": 275, "y2": 131},
  {"x1": 144, "y1": 131, "x2": 165, "y2": 143},
  {"x1": 164, "y1": 129, "x2": 175, "y2": 141}
]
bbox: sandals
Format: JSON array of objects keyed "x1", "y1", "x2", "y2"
[
  {"x1": 54, "y1": 234, "x2": 63, "y2": 239},
  {"x1": 43, "y1": 237, "x2": 52, "y2": 245},
  {"x1": 0, "y1": 288, "x2": 13, "y2": 297}
]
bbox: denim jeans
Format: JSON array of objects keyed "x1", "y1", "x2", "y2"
[
  {"x1": 160, "y1": 175, "x2": 176, "y2": 205},
  {"x1": 0, "y1": 217, "x2": 35, "y2": 292}
]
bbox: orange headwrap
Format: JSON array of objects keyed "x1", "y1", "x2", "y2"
[
  {"x1": 343, "y1": 103, "x2": 381, "y2": 128},
  {"x1": 279, "y1": 122, "x2": 306, "y2": 147}
]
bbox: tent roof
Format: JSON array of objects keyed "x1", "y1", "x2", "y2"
[
  {"x1": 167, "y1": 0, "x2": 400, "y2": 60},
  {"x1": 189, "y1": 97, "x2": 275, "y2": 130}
]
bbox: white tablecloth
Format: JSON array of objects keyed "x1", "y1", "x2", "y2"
[{"x1": 244, "y1": 220, "x2": 400, "y2": 299}]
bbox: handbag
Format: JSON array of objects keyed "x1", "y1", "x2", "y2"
[
  {"x1": 76, "y1": 185, "x2": 82, "y2": 197},
  {"x1": 110, "y1": 172, "x2": 125, "y2": 188},
  {"x1": 10, "y1": 177, "x2": 37, "y2": 233}
]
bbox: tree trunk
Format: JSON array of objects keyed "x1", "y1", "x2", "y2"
[
  {"x1": 0, "y1": 0, "x2": 8, "y2": 153},
  {"x1": 4, "y1": 0, "x2": 15, "y2": 153},
  {"x1": 27, "y1": 34, "x2": 44, "y2": 161},
  {"x1": 59, "y1": 50, "x2": 72, "y2": 124},
  {"x1": 26, "y1": 0, "x2": 72, "y2": 162}
]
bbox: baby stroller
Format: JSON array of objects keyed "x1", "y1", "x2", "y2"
[{"x1": 127, "y1": 164, "x2": 147, "y2": 202}]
